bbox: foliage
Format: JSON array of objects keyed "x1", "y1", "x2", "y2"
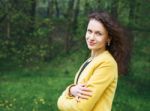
[{"x1": 0, "y1": 0, "x2": 149, "y2": 67}]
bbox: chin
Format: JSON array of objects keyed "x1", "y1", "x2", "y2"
[{"x1": 87, "y1": 46, "x2": 96, "y2": 50}]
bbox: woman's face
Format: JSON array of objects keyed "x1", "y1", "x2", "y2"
[{"x1": 85, "y1": 19, "x2": 110, "y2": 52}]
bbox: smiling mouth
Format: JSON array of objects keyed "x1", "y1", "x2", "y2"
[{"x1": 89, "y1": 42, "x2": 96, "y2": 46}]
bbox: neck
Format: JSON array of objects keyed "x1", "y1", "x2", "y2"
[{"x1": 91, "y1": 49, "x2": 106, "y2": 59}]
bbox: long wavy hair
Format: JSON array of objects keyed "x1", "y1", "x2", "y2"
[{"x1": 88, "y1": 11, "x2": 132, "y2": 75}]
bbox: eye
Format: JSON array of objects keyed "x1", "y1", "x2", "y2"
[
  {"x1": 95, "y1": 32, "x2": 102, "y2": 36},
  {"x1": 87, "y1": 29, "x2": 92, "y2": 34}
]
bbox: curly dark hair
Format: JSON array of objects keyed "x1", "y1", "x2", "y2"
[{"x1": 88, "y1": 11, "x2": 132, "y2": 75}]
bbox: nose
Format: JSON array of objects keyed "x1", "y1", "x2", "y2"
[{"x1": 89, "y1": 33, "x2": 95, "y2": 40}]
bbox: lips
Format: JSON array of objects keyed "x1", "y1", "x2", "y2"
[{"x1": 88, "y1": 42, "x2": 96, "y2": 46}]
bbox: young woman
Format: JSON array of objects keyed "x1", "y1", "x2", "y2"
[{"x1": 57, "y1": 11, "x2": 131, "y2": 111}]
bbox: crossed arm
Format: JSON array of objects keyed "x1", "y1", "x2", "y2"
[{"x1": 57, "y1": 61, "x2": 116, "y2": 111}]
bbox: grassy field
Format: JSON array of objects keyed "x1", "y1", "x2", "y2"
[{"x1": 0, "y1": 32, "x2": 149, "y2": 111}]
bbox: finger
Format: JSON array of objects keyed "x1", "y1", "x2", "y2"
[
  {"x1": 78, "y1": 90, "x2": 92, "y2": 97},
  {"x1": 80, "y1": 87, "x2": 92, "y2": 92},
  {"x1": 78, "y1": 84, "x2": 86, "y2": 87},
  {"x1": 77, "y1": 93, "x2": 89, "y2": 99},
  {"x1": 75, "y1": 96, "x2": 80, "y2": 102}
]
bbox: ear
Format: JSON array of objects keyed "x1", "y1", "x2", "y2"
[
  {"x1": 107, "y1": 36, "x2": 112, "y2": 43},
  {"x1": 107, "y1": 36, "x2": 111, "y2": 46}
]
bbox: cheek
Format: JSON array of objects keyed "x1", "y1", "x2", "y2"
[
  {"x1": 95, "y1": 37, "x2": 106, "y2": 44},
  {"x1": 85, "y1": 33, "x2": 89, "y2": 40},
  {"x1": 95, "y1": 37, "x2": 102, "y2": 42}
]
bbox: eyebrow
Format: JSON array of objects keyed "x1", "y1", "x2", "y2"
[
  {"x1": 87, "y1": 29, "x2": 92, "y2": 32},
  {"x1": 95, "y1": 31, "x2": 102, "y2": 34},
  {"x1": 88, "y1": 29, "x2": 102, "y2": 33}
]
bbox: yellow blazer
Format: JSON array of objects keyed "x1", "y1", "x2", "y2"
[{"x1": 57, "y1": 50, "x2": 118, "y2": 111}]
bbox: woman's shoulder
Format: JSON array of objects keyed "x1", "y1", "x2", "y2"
[{"x1": 94, "y1": 50, "x2": 117, "y2": 66}]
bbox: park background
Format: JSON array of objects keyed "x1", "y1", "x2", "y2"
[{"x1": 0, "y1": 0, "x2": 149, "y2": 111}]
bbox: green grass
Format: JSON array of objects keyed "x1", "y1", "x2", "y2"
[
  {"x1": 0, "y1": 49, "x2": 87, "y2": 111},
  {"x1": 0, "y1": 32, "x2": 149, "y2": 111},
  {"x1": 0, "y1": 64, "x2": 75, "y2": 111}
]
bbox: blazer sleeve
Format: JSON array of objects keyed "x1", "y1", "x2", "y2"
[{"x1": 57, "y1": 61, "x2": 117, "y2": 111}]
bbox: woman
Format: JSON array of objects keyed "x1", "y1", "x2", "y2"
[{"x1": 57, "y1": 11, "x2": 131, "y2": 111}]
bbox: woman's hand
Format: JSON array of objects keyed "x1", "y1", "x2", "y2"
[{"x1": 69, "y1": 84, "x2": 92, "y2": 101}]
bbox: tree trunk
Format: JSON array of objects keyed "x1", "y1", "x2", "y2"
[
  {"x1": 65, "y1": 0, "x2": 75, "y2": 53},
  {"x1": 0, "y1": 0, "x2": 7, "y2": 23},
  {"x1": 30, "y1": 0, "x2": 36, "y2": 33},
  {"x1": 6, "y1": 1, "x2": 11, "y2": 38},
  {"x1": 67, "y1": 0, "x2": 75, "y2": 17},
  {"x1": 72, "y1": 0, "x2": 80, "y2": 34},
  {"x1": 54, "y1": 0, "x2": 60, "y2": 17},
  {"x1": 128, "y1": 0, "x2": 136, "y2": 26},
  {"x1": 47, "y1": 0, "x2": 54, "y2": 17}
]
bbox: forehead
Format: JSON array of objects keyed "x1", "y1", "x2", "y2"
[{"x1": 87, "y1": 19, "x2": 107, "y2": 32}]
